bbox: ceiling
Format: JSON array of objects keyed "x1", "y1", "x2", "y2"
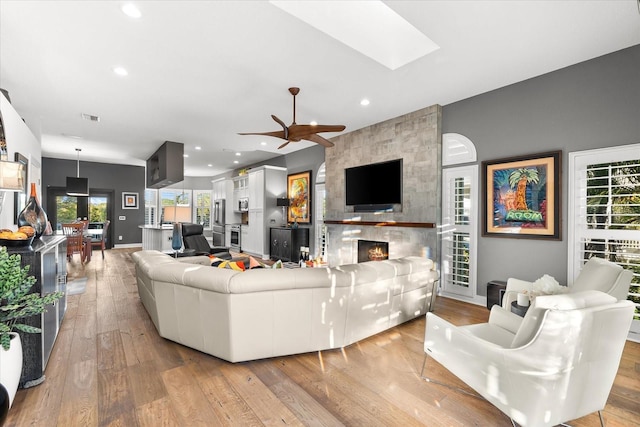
[{"x1": 1, "y1": 1, "x2": 639, "y2": 177}]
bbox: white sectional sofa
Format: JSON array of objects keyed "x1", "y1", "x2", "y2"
[{"x1": 132, "y1": 250, "x2": 439, "y2": 362}]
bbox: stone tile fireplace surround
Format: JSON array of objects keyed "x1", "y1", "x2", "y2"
[{"x1": 324, "y1": 105, "x2": 441, "y2": 267}]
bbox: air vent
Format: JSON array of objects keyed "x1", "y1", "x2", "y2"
[{"x1": 81, "y1": 113, "x2": 100, "y2": 122}]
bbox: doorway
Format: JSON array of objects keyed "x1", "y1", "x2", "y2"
[{"x1": 46, "y1": 187, "x2": 115, "y2": 249}]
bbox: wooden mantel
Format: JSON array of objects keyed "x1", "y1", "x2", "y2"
[{"x1": 324, "y1": 220, "x2": 435, "y2": 228}]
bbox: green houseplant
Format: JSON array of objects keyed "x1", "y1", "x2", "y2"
[{"x1": 0, "y1": 246, "x2": 63, "y2": 350}]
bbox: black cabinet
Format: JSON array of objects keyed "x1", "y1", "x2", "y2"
[
  {"x1": 486, "y1": 280, "x2": 507, "y2": 310},
  {"x1": 270, "y1": 227, "x2": 309, "y2": 262},
  {"x1": 7, "y1": 236, "x2": 67, "y2": 386}
]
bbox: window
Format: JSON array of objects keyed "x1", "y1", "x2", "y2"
[
  {"x1": 441, "y1": 165, "x2": 477, "y2": 298},
  {"x1": 315, "y1": 163, "x2": 327, "y2": 260},
  {"x1": 144, "y1": 189, "x2": 157, "y2": 226},
  {"x1": 160, "y1": 189, "x2": 192, "y2": 223},
  {"x1": 569, "y1": 143, "x2": 640, "y2": 337},
  {"x1": 193, "y1": 190, "x2": 212, "y2": 228}
]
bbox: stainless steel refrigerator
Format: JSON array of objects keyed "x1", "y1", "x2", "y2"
[{"x1": 213, "y1": 199, "x2": 225, "y2": 246}]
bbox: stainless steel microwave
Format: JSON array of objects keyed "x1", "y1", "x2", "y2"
[{"x1": 238, "y1": 198, "x2": 249, "y2": 212}]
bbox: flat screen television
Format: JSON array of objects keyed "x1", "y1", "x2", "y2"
[{"x1": 345, "y1": 159, "x2": 402, "y2": 212}]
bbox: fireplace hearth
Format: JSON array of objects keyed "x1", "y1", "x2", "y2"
[{"x1": 357, "y1": 240, "x2": 389, "y2": 263}]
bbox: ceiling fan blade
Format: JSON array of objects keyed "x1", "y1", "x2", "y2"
[
  {"x1": 288, "y1": 124, "x2": 345, "y2": 140},
  {"x1": 278, "y1": 140, "x2": 290, "y2": 149},
  {"x1": 237, "y1": 130, "x2": 286, "y2": 139},
  {"x1": 305, "y1": 133, "x2": 335, "y2": 148},
  {"x1": 312, "y1": 124, "x2": 346, "y2": 133},
  {"x1": 271, "y1": 115, "x2": 288, "y2": 140}
]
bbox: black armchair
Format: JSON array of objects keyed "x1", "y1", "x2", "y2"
[{"x1": 181, "y1": 223, "x2": 232, "y2": 259}]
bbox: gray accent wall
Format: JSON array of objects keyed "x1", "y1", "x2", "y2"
[
  {"x1": 281, "y1": 144, "x2": 326, "y2": 252},
  {"x1": 42, "y1": 157, "x2": 145, "y2": 245},
  {"x1": 442, "y1": 44, "x2": 640, "y2": 296}
]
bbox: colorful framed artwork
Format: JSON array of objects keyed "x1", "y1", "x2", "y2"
[
  {"x1": 122, "y1": 192, "x2": 139, "y2": 209},
  {"x1": 482, "y1": 150, "x2": 561, "y2": 239},
  {"x1": 287, "y1": 170, "x2": 311, "y2": 224}
]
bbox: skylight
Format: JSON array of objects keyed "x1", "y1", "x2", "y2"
[{"x1": 269, "y1": 0, "x2": 439, "y2": 70}]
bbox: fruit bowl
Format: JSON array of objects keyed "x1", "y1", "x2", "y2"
[{"x1": 0, "y1": 235, "x2": 35, "y2": 247}]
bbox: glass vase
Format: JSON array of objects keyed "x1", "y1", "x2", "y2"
[
  {"x1": 18, "y1": 182, "x2": 48, "y2": 239},
  {"x1": 171, "y1": 222, "x2": 182, "y2": 257}
]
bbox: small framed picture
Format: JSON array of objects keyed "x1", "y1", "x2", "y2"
[{"x1": 122, "y1": 192, "x2": 139, "y2": 209}]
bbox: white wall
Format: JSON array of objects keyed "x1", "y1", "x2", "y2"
[{"x1": 1, "y1": 92, "x2": 42, "y2": 228}]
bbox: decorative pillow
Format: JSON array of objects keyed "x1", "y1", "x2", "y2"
[
  {"x1": 272, "y1": 259, "x2": 283, "y2": 269},
  {"x1": 213, "y1": 260, "x2": 246, "y2": 271},
  {"x1": 249, "y1": 256, "x2": 266, "y2": 269}
]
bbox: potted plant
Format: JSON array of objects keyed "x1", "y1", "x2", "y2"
[{"x1": 0, "y1": 246, "x2": 62, "y2": 408}]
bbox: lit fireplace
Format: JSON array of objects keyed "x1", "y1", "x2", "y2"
[{"x1": 357, "y1": 240, "x2": 389, "y2": 263}]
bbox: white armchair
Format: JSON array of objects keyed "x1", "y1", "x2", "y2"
[
  {"x1": 502, "y1": 257, "x2": 633, "y2": 309},
  {"x1": 423, "y1": 291, "x2": 635, "y2": 427}
]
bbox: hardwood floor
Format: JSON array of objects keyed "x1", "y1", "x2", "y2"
[{"x1": 5, "y1": 248, "x2": 639, "y2": 426}]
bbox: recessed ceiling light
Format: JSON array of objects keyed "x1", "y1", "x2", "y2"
[
  {"x1": 207, "y1": 164, "x2": 213, "y2": 167},
  {"x1": 195, "y1": 146, "x2": 202, "y2": 150},
  {"x1": 62, "y1": 133, "x2": 83, "y2": 139},
  {"x1": 113, "y1": 66, "x2": 128, "y2": 76},
  {"x1": 260, "y1": 141, "x2": 267, "y2": 146},
  {"x1": 360, "y1": 99, "x2": 370, "y2": 106},
  {"x1": 183, "y1": 154, "x2": 189, "y2": 158},
  {"x1": 310, "y1": 121, "x2": 318, "y2": 126},
  {"x1": 235, "y1": 152, "x2": 241, "y2": 156},
  {"x1": 233, "y1": 160, "x2": 239, "y2": 164},
  {"x1": 121, "y1": 3, "x2": 141, "y2": 19}
]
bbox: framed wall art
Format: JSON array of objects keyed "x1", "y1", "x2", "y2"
[
  {"x1": 13, "y1": 152, "x2": 28, "y2": 222},
  {"x1": 482, "y1": 150, "x2": 561, "y2": 239},
  {"x1": 122, "y1": 192, "x2": 139, "y2": 209},
  {"x1": 287, "y1": 170, "x2": 311, "y2": 224}
]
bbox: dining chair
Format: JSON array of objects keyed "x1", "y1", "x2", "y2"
[
  {"x1": 90, "y1": 220, "x2": 110, "y2": 259},
  {"x1": 62, "y1": 222, "x2": 86, "y2": 262}
]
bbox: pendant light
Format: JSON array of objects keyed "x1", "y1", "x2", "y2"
[{"x1": 66, "y1": 148, "x2": 89, "y2": 196}]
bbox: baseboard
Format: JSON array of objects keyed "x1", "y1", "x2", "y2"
[
  {"x1": 113, "y1": 243, "x2": 142, "y2": 249},
  {"x1": 437, "y1": 291, "x2": 487, "y2": 307}
]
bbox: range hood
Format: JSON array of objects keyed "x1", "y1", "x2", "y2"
[{"x1": 146, "y1": 141, "x2": 184, "y2": 189}]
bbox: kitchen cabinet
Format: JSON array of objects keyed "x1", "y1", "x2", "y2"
[
  {"x1": 232, "y1": 175, "x2": 248, "y2": 212},
  {"x1": 212, "y1": 178, "x2": 227, "y2": 200},
  {"x1": 7, "y1": 236, "x2": 67, "y2": 387},
  {"x1": 270, "y1": 227, "x2": 309, "y2": 262},
  {"x1": 241, "y1": 224, "x2": 250, "y2": 253},
  {"x1": 140, "y1": 226, "x2": 174, "y2": 251},
  {"x1": 248, "y1": 169, "x2": 264, "y2": 210},
  {"x1": 244, "y1": 166, "x2": 286, "y2": 259}
]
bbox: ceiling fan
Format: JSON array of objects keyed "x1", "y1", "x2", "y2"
[{"x1": 239, "y1": 87, "x2": 345, "y2": 149}]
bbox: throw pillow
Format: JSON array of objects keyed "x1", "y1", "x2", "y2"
[
  {"x1": 249, "y1": 256, "x2": 266, "y2": 269},
  {"x1": 209, "y1": 256, "x2": 224, "y2": 265},
  {"x1": 212, "y1": 259, "x2": 246, "y2": 271}
]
